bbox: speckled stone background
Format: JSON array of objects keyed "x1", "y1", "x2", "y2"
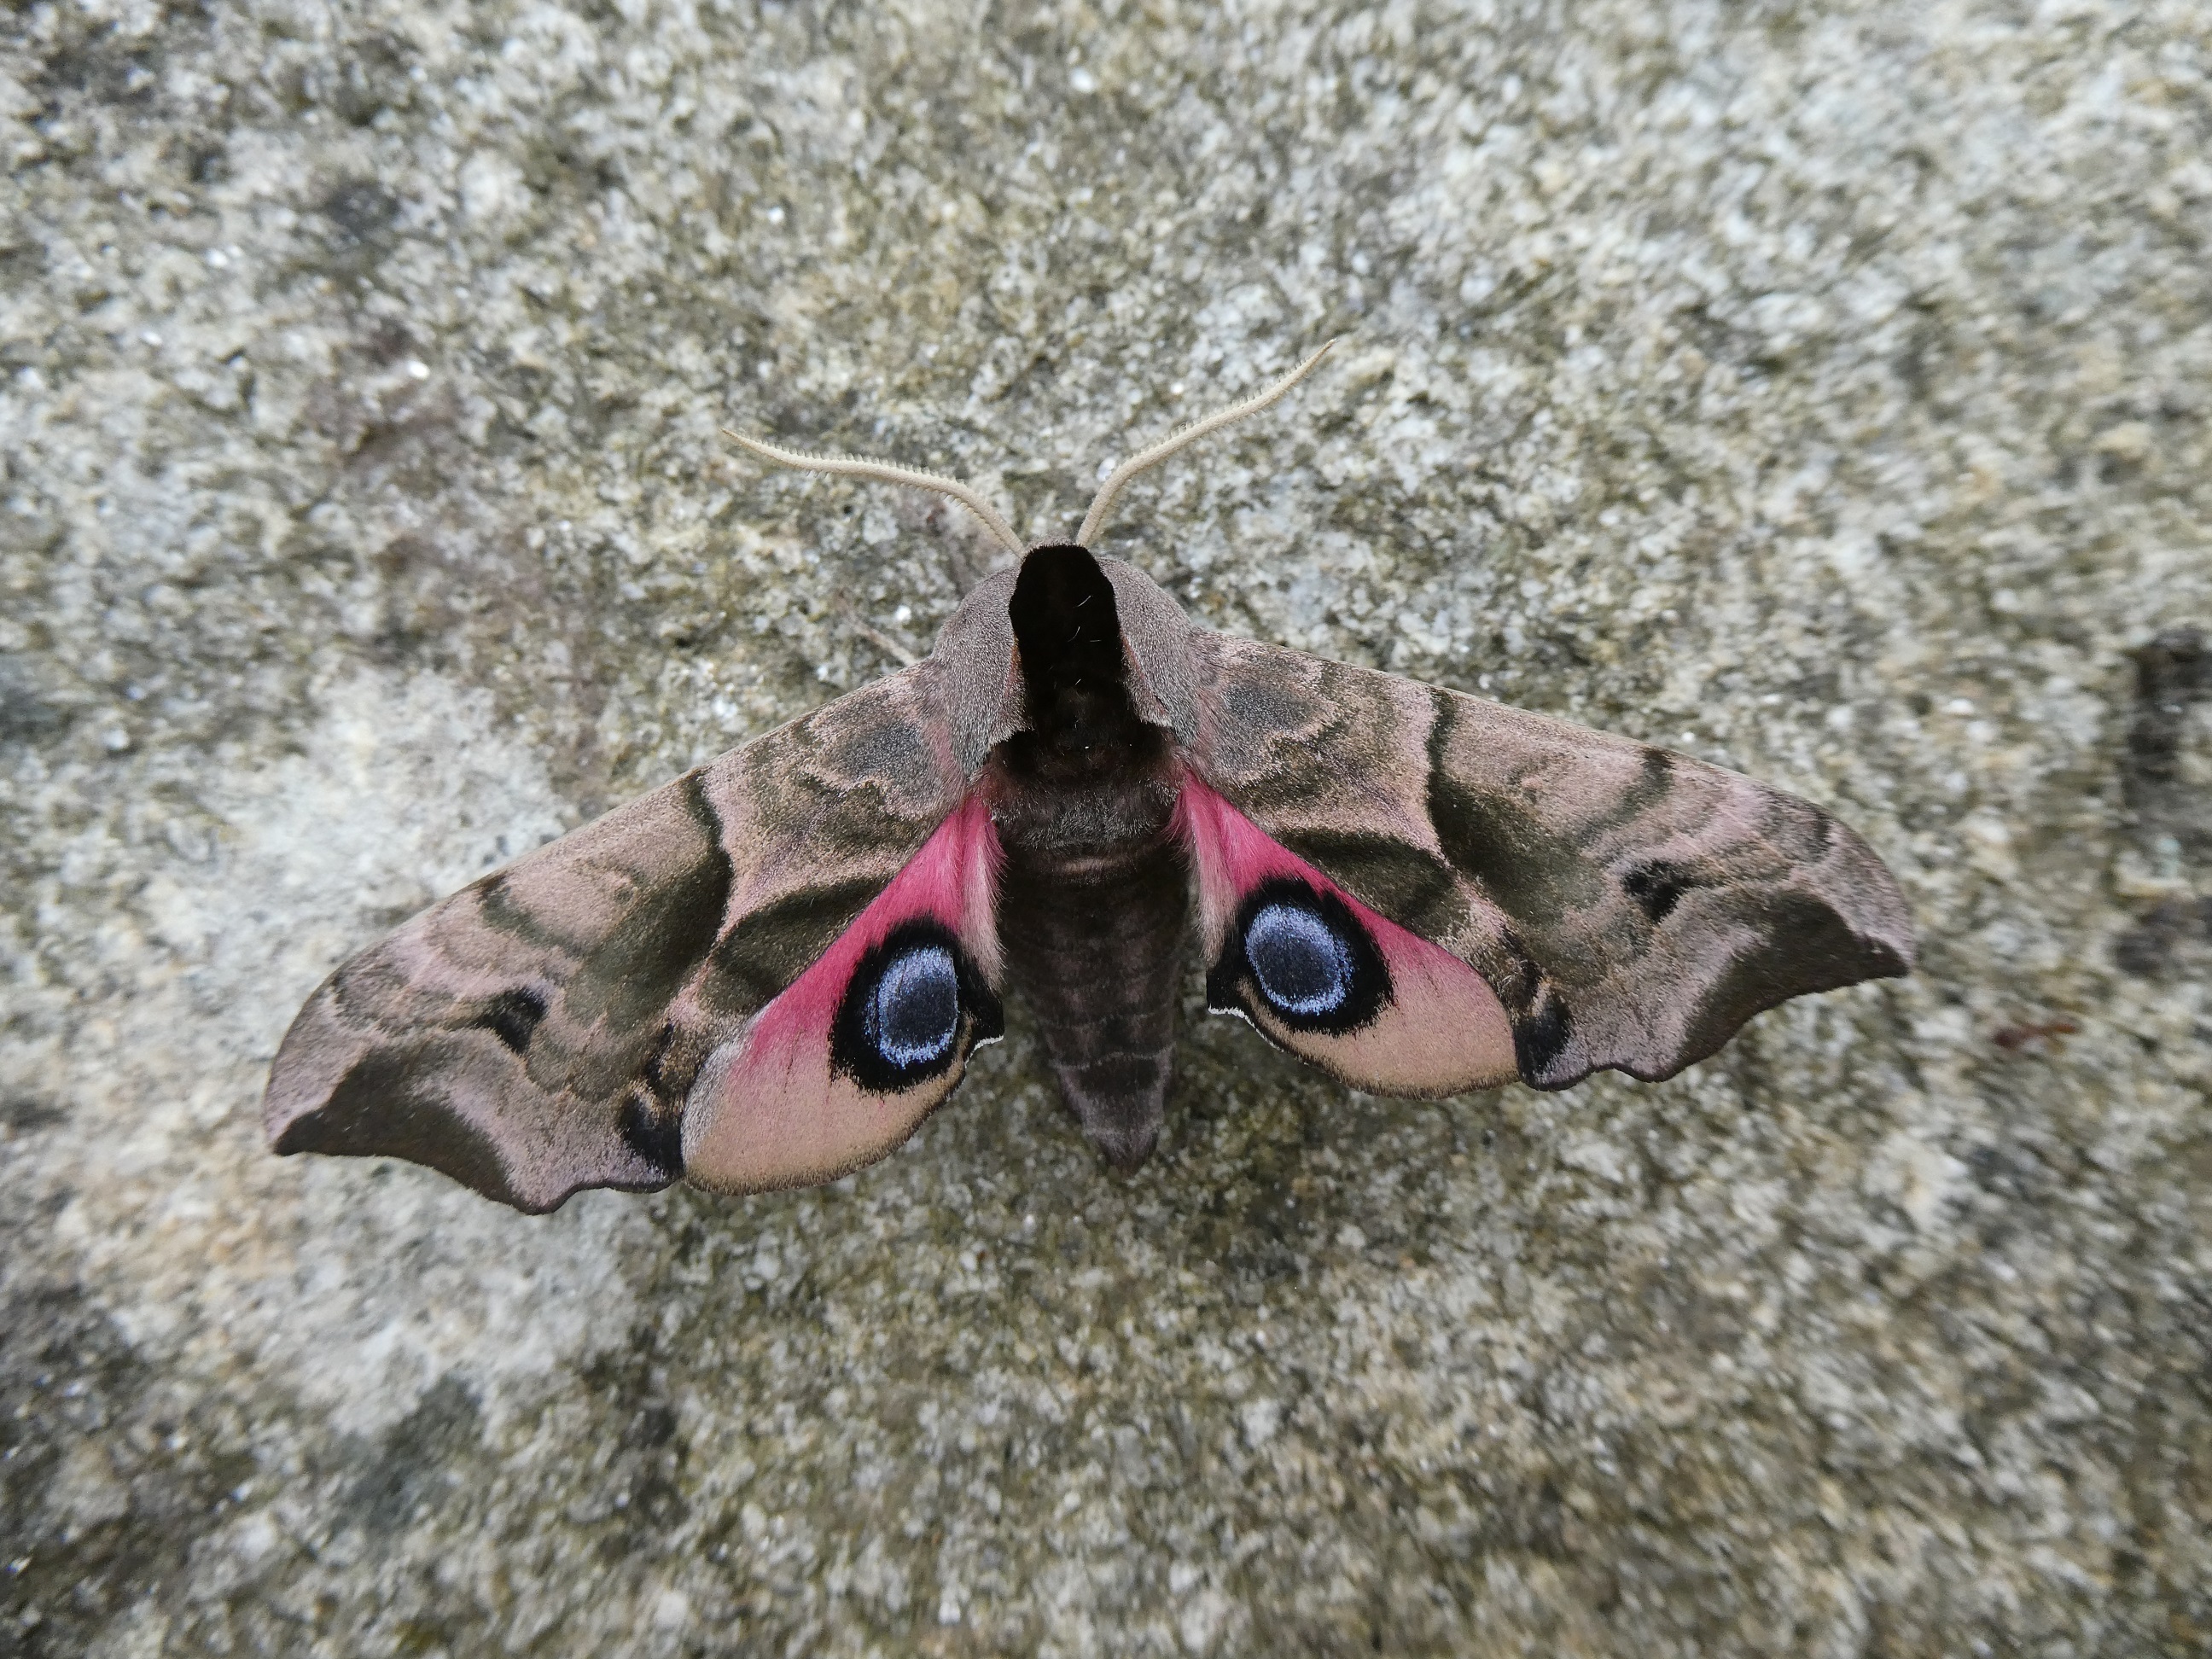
[{"x1": 3, "y1": 0, "x2": 2209, "y2": 1653}]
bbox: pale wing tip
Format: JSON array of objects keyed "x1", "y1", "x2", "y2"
[
  {"x1": 1837, "y1": 879, "x2": 1916, "y2": 979},
  {"x1": 261, "y1": 987, "x2": 347, "y2": 1150},
  {"x1": 1827, "y1": 821, "x2": 1918, "y2": 975},
  {"x1": 255, "y1": 985, "x2": 579, "y2": 1214}
]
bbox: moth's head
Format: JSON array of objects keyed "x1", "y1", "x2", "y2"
[{"x1": 721, "y1": 341, "x2": 1334, "y2": 757}]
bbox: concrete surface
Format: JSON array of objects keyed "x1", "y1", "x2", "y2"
[{"x1": 3, "y1": 0, "x2": 2209, "y2": 1652}]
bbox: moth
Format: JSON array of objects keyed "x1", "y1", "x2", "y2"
[{"x1": 265, "y1": 344, "x2": 1913, "y2": 1212}]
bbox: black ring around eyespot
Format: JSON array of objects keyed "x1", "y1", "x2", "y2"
[
  {"x1": 1206, "y1": 876, "x2": 1390, "y2": 1035},
  {"x1": 830, "y1": 920, "x2": 1004, "y2": 1094}
]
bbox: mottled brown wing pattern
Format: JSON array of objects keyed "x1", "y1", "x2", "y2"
[
  {"x1": 263, "y1": 662, "x2": 967, "y2": 1213},
  {"x1": 1186, "y1": 633, "x2": 1913, "y2": 1089}
]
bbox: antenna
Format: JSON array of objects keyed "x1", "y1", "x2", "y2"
[
  {"x1": 721, "y1": 430, "x2": 1027, "y2": 557},
  {"x1": 1076, "y1": 339, "x2": 1338, "y2": 548}
]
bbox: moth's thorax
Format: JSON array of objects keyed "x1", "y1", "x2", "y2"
[
  {"x1": 986, "y1": 753, "x2": 1182, "y2": 868},
  {"x1": 986, "y1": 542, "x2": 1185, "y2": 869}
]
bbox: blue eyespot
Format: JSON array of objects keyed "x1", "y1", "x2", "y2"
[
  {"x1": 1208, "y1": 878, "x2": 1390, "y2": 1036},
  {"x1": 1244, "y1": 901, "x2": 1355, "y2": 1018},
  {"x1": 865, "y1": 943, "x2": 961, "y2": 1069},
  {"x1": 831, "y1": 923, "x2": 1003, "y2": 1093}
]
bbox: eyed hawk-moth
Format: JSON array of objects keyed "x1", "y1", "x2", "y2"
[{"x1": 263, "y1": 343, "x2": 1913, "y2": 1212}]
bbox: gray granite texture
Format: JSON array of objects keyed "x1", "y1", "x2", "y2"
[{"x1": 3, "y1": 0, "x2": 2209, "y2": 1652}]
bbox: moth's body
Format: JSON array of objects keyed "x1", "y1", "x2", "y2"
[
  {"x1": 263, "y1": 346, "x2": 1917, "y2": 1213},
  {"x1": 985, "y1": 546, "x2": 1192, "y2": 1169}
]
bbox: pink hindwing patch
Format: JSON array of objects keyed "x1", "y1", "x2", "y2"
[
  {"x1": 1176, "y1": 777, "x2": 1517, "y2": 1096},
  {"x1": 683, "y1": 795, "x2": 1004, "y2": 1191}
]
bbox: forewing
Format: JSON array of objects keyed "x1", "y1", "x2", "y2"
[
  {"x1": 264, "y1": 661, "x2": 968, "y2": 1212},
  {"x1": 1186, "y1": 634, "x2": 1913, "y2": 1090}
]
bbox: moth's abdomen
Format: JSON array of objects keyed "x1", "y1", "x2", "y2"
[{"x1": 997, "y1": 824, "x2": 1190, "y2": 1172}]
